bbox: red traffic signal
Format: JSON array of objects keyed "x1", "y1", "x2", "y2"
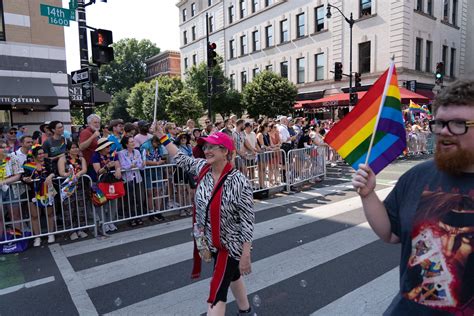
[
  {"x1": 207, "y1": 42, "x2": 218, "y2": 68},
  {"x1": 91, "y1": 29, "x2": 114, "y2": 65}
]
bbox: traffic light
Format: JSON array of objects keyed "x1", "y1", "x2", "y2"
[
  {"x1": 354, "y1": 72, "x2": 362, "y2": 88},
  {"x1": 435, "y1": 62, "x2": 444, "y2": 84},
  {"x1": 91, "y1": 29, "x2": 114, "y2": 66},
  {"x1": 207, "y1": 42, "x2": 217, "y2": 68},
  {"x1": 334, "y1": 62, "x2": 343, "y2": 81},
  {"x1": 350, "y1": 92, "x2": 358, "y2": 105}
]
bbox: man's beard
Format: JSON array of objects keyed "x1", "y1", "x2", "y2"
[{"x1": 435, "y1": 142, "x2": 474, "y2": 174}]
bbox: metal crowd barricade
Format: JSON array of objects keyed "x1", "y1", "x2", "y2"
[
  {"x1": 326, "y1": 144, "x2": 342, "y2": 166},
  {"x1": 238, "y1": 149, "x2": 288, "y2": 193},
  {"x1": 406, "y1": 130, "x2": 434, "y2": 155},
  {"x1": 98, "y1": 164, "x2": 193, "y2": 231},
  {"x1": 1, "y1": 175, "x2": 96, "y2": 246},
  {"x1": 286, "y1": 146, "x2": 327, "y2": 190}
]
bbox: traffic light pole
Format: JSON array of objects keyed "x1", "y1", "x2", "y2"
[
  {"x1": 205, "y1": 12, "x2": 212, "y2": 120},
  {"x1": 77, "y1": 0, "x2": 93, "y2": 124}
]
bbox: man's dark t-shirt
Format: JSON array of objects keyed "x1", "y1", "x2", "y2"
[{"x1": 383, "y1": 160, "x2": 474, "y2": 315}]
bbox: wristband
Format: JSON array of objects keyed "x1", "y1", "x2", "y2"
[{"x1": 159, "y1": 135, "x2": 171, "y2": 146}]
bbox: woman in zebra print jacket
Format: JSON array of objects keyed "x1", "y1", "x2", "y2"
[{"x1": 156, "y1": 129, "x2": 255, "y2": 316}]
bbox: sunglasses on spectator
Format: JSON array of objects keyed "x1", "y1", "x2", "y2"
[
  {"x1": 428, "y1": 119, "x2": 474, "y2": 135},
  {"x1": 9, "y1": 131, "x2": 16, "y2": 135},
  {"x1": 202, "y1": 144, "x2": 225, "y2": 151}
]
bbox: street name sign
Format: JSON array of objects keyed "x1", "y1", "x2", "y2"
[
  {"x1": 40, "y1": 4, "x2": 75, "y2": 27},
  {"x1": 71, "y1": 68, "x2": 90, "y2": 85}
]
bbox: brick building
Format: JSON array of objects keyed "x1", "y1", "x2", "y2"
[
  {"x1": 0, "y1": 0, "x2": 71, "y2": 131},
  {"x1": 145, "y1": 50, "x2": 181, "y2": 80}
]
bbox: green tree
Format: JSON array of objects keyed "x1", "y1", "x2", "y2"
[
  {"x1": 166, "y1": 90, "x2": 204, "y2": 126},
  {"x1": 126, "y1": 81, "x2": 150, "y2": 120},
  {"x1": 242, "y1": 71, "x2": 297, "y2": 118},
  {"x1": 97, "y1": 38, "x2": 160, "y2": 95}
]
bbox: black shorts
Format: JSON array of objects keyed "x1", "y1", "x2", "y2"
[{"x1": 208, "y1": 251, "x2": 241, "y2": 306}]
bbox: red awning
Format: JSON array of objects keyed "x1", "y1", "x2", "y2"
[{"x1": 296, "y1": 87, "x2": 430, "y2": 109}]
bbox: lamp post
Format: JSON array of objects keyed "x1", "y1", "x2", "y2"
[{"x1": 326, "y1": 3, "x2": 355, "y2": 106}]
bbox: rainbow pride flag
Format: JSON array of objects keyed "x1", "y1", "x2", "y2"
[
  {"x1": 325, "y1": 63, "x2": 406, "y2": 174},
  {"x1": 409, "y1": 100, "x2": 430, "y2": 114}
]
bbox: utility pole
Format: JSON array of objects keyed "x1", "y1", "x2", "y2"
[{"x1": 205, "y1": 12, "x2": 212, "y2": 120}]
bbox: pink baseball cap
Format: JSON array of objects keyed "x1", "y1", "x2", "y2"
[{"x1": 198, "y1": 132, "x2": 235, "y2": 152}]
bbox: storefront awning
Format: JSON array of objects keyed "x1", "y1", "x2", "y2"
[
  {"x1": 295, "y1": 87, "x2": 430, "y2": 109},
  {"x1": 0, "y1": 76, "x2": 58, "y2": 110}
]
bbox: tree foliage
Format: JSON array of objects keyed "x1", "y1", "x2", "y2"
[
  {"x1": 126, "y1": 76, "x2": 201, "y2": 123},
  {"x1": 184, "y1": 60, "x2": 245, "y2": 119},
  {"x1": 97, "y1": 38, "x2": 160, "y2": 95},
  {"x1": 242, "y1": 71, "x2": 297, "y2": 118}
]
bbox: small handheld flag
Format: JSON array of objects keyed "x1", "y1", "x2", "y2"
[{"x1": 325, "y1": 61, "x2": 406, "y2": 174}]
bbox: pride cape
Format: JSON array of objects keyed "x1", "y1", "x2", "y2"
[{"x1": 325, "y1": 62, "x2": 406, "y2": 174}]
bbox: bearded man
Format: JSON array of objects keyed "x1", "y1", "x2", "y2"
[{"x1": 352, "y1": 80, "x2": 474, "y2": 315}]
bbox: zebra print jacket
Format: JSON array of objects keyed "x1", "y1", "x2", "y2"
[{"x1": 175, "y1": 152, "x2": 254, "y2": 260}]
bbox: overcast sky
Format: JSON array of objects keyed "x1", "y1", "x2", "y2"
[{"x1": 62, "y1": 0, "x2": 180, "y2": 72}]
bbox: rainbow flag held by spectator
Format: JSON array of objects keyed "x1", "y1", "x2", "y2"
[
  {"x1": 409, "y1": 100, "x2": 430, "y2": 114},
  {"x1": 324, "y1": 62, "x2": 406, "y2": 174}
]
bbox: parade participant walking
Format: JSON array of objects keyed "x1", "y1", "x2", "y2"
[
  {"x1": 352, "y1": 80, "x2": 474, "y2": 315},
  {"x1": 156, "y1": 129, "x2": 254, "y2": 316}
]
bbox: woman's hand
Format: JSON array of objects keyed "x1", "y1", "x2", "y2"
[
  {"x1": 239, "y1": 252, "x2": 252, "y2": 276},
  {"x1": 114, "y1": 170, "x2": 122, "y2": 180},
  {"x1": 107, "y1": 161, "x2": 116, "y2": 168}
]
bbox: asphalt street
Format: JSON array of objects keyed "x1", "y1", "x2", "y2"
[{"x1": 0, "y1": 157, "x2": 429, "y2": 315}]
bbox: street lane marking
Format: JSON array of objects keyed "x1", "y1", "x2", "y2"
[
  {"x1": 311, "y1": 267, "x2": 399, "y2": 316},
  {"x1": 49, "y1": 244, "x2": 98, "y2": 316},
  {"x1": 77, "y1": 188, "x2": 392, "y2": 290},
  {"x1": 109, "y1": 222, "x2": 378, "y2": 315},
  {"x1": 0, "y1": 276, "x2": 55, "y2": 296},
  {"x1": 62, "y1": 181, "x2": 356, "y2": 257}
]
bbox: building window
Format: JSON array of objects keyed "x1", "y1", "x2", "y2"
[
  {"x1": 442, "y1": 45, "x2": 448, "y2": 75},
  {"x1": 191, "y1": 3, "x2": 196, "y2": 16},
  {"x1": 415, "y1": 38, "x2": 422, "y2": 71},
  {"x1": 315, "y1": 6, "x2": 325, "y2": 32},
  {"x1": 280, "y1": 61, "x2": 288, "y2": 78},
  {"x1": 265, "y1": 0, "x2": 273, "y2": 6},
  {"x1": 416, "y1": 0, "x2": 423, "y2": 12},
  {"x1": 229, "y1": 5, "x2": 235, "y2": 24},
  {"x1": 360, "y1": 0, "x2": 372, "y2": 17},
  {"x1": 427, "y1": 0, "x2": 433, "y2": 15},
  {"x1": 252, "y1": 30, "x2": 260, "y2": 51},
  {"x1": 452, "y1": 0, "x2": 458, "y2": 26},
  {"x1": 229, "y1": 39, "x2": 236, "y2": 58},
  {"x1": 184, "y1": 58, "x2": 188, "y2": 70},
  {"x1": 208, "y1": 0, "x2": 212, "y2": 6},
  {"x1": 450, "y1": 47, "x2": 456, "y2": 77},
  {"x1": 182, "y1": 8, "x2": 187, "y2": 22},
  {"x1": 359, "y1": 41, "x2": 371, "y2": 74},
  {"x1": 0, "y1": 0, "x2": 4, "y2": 41},
  {"x1": 253, "y1": 68, "x2": 260, "y2": 78},
  {"x1": 230, "y1": 74, "x2": 235, "y2": 89},
  {"x1": 252, "y1": 0, "x2": 259, "y2": 13},
  {"x1": 240, "y1": 34, "x2": 247, "y2": 55},
  {"x1": 443, "y1": 0, "x2": 449, "y2": 21},
  {"x1": 192, "y1": 54, "x2": 197, "y2": 65},
  {"x1": 296, "y1": 13, "x2": 305, "y2": 38},
  {"x1": 183, "y1": 31, "x2": 188, "y2": 45},
  {"x1": 241, "y1": 71, "x2": 247, "y2": 88},
  {"x1": 265, "y1": 25, "x2": 273, "y2": 47},
  {"x1": 191, "y1": 26, "x2": 196, "y2": 41},
  {"x1": 208, "y1": 16, "x2": 214, "y2": 32},
  {"x1": 315, "y1": 53, "x2": 325, "y2": 81},
  {"x1": 240, "y1": 0, "x2": 246, "y2": 19},
  {"x1": 280, "y1": 19, "x2": 289, "y2": 43},
  {"x1": 297, "y1": 58, "x2": 305, "y2": 84},
  {"x1": 266, "y1": 64, "x2": 273, "y2": 71},
  {"x1": 425, "y1": 40, "x2": 432, "y2": 73}
]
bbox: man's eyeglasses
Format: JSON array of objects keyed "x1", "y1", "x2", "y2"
[
  {"x1": 428, "y1": 119, "x2": 474, "y2": 135},
  {"x1": 8, "y1": 131, "x2": 16, "y2": 135},
  {"x1": 202, "y1": 144, "x2": 224, "y2": 151}
]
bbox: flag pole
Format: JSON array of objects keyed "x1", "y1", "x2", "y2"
[
  {"x1": 364, "y1": 58, "x2": 396, "y2": 165},
  {"x1": 153, "y1": 80, "x2": 159, "y2": 124}
]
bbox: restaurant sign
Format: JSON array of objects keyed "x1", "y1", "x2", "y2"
[{"x1": 0, "y1": 96, "x2": 41, "y2": 104}]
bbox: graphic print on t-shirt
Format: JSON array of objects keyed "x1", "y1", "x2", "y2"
[{"x1": 403, "y1": 190, "x2": 474, "y2": 313}]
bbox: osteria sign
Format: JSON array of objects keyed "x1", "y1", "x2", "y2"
[{"x1": 0, "y1": 97, "x2": 41, "y2": 104}]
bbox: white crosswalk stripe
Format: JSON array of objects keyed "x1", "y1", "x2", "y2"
[{"x1": 49, "y1": 182, "x2": 401, "y2": 316}]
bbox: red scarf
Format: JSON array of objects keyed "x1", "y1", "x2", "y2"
[{"x1": 191, "y1": 162, "x2": 233, "y2": 279}]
